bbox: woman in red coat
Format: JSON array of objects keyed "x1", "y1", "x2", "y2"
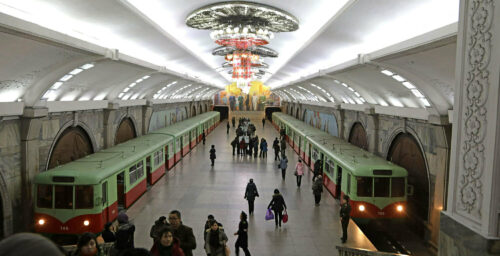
[{"x1": 150, "y1": 227, "x2": 185, "y2": 256}]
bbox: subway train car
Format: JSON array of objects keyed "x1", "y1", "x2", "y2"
[
  {"x1": 33, "y1": 112, "x2": 219, "y2": 241},
  {"x1": 272, "y1": 112, "x2": 407, "y2": 222}
]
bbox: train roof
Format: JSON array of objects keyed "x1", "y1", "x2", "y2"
[
  {"x1": 273, "y1": 112, "x2": 407, "y2": 177},
  {"x1": 34, "y1": 112, "x2": 220, "y2": 185},
  {"x1": 150, "y1": 112, "x2": 218, "y2": 136}
]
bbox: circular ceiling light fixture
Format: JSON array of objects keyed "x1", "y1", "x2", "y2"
[{"x1": 212, "y1": 46, "x2": 278, "y2": 58}]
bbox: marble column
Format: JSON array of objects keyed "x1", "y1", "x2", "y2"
[
  {"x1": 441, "y1": 0, "x2": 500, "y2": 255},
  {"x1": 103, "y1": 103, "x2": 119, "y2": 148}
]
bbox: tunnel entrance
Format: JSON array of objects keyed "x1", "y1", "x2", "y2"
[
  {"x1": 213, "y1": 105, "x2": 229, "y2": 120},
  {"x1": 348, "y1": 122, "x2": 368, "y2": 150},
  {"x1": 115, "y1": 118, "x2": 137, "y2": 145},
  {"x1": 48, "y1": 126, "x2": 94, "y2": 170},
  {"x1": 387, "y1": 133, "x2": 429, "y2": 238},
  {"x1": 265, "y1": 107, "x2": 281, "y2": 120}
]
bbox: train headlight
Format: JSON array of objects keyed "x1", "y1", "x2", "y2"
[
  {"x1": 83, "y1": 220, "x2": 90, "y2": 226},
  {"x1": 358, "y1": 205, "x2": 365, "y2": 212},
  {"x1": 38, "y1": 219, "x2": 45, "y2": 225},
  {"x1": 397, "y1": 205, "x2": 404, "y2": 212}
]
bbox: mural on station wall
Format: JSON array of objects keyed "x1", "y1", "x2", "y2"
[
  {"x1": 303, "y1": 109, "x2": 339, "y2": 137},
  {"x1": 213, "y1": 81, "x2": 280, "y2": 111},
  {"x1": 148, "y1": 107, "x2": 187, "y2": 132}
]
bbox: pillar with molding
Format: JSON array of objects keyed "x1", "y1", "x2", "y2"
[{"x1": 440, "y1": 0, "x2": 500, "y2": 255}]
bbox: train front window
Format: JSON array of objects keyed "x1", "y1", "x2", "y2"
[
  {"x1": 357, "y1": 177, "x2": 372, "y2": 197},
  {"x1": 391, "y1": 177, "x2": 405, "y2": 197},
  {"x1": 55, "y1": 185, "x2": 73, "y2": 209},
  {"x1": 37, "y1": 185, "x2": 52, "y2": 208},
  {"x1": 75, "y1": 185, "x2": 93, "y2": 209},
  {"x1": 374, "y1": 177, "x2": 390, "y2": 197}
]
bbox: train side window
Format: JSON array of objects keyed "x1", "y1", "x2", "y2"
[
  {"x1": 137, "y1": 161, "x2": 144, "y2": 179},
  {"x1": 75, "y1": 185, "x2": 93, "y2": 209},
  {"x1": 54, "y1": 185, "x2": 73, "y2": 209},
  {"x1": 356, "y1": 177, "x2": 372, "y2": 197},
  {"x1": 312, "y1": 148, "x2": 318, "y2": 161},
  {"x1": 37, "y1": 185, "x2": 53, "y2": 208},
  {"x1": 326, "y1": 159, "x2": 335, "y2": 177},
  {"x1": 374, "y1": 177, "x2": 390, "y2": 197},
  {"x1": 102, "y1": 182, "x2": 107, "y2": 206},
  {"x1": 129, "y1": 164, "x2": 137, "y2": 184},
  {"x1": 391, "y1": 177, "x2": 405, "y2": 197},
  {"x1": 347, "y1": 174, "x2": 351, "y2": 194}
]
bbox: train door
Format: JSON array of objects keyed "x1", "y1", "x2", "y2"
[
  {"x1": 102, "y1": 182, "x2": 110, "y2": 221},
  {"x1": 165, "y1": 144, "x2": 169, "y2": 169},
  {"x1": 146, "y1": 156, "x2": 152, "y2": 187},
  {"x1": 117, "y1": 172, "x2": 125, "y2": 210},
  {"x1": 336, "y1": 166, "x2": 343, "y2": 199}
]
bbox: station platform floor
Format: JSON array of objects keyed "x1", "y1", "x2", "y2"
[{"x1": 125, "y1": 118, "x2": 376, "y2": 255}]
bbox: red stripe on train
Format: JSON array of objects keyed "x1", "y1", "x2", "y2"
[{"x1": 125, "y1": 179, "x2": 147, "y2": 208}]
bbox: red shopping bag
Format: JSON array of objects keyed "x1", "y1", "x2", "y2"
[{"x1": 282, "y1": 210, "x2": 288, "y2": 223}]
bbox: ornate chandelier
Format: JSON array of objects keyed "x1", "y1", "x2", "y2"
[{"x1": 186, "y1": 1, "x2": 299, "y2": 89}]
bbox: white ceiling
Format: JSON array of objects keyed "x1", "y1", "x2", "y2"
[{"x1": 0, "y1": 0, "x2": 460, "y2": 117}]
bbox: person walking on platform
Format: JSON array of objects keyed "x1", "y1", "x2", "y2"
[
  {"x1": 261, "y1": 138, "x2": 268, "y2": 158},
  {"x1": 244, "y1": 179, "x2": 259, "y2": 215},
  {"x1": 232, "y1": 116, "x2": 236, "y2": 127},
  {"x1": 280, "y1": 138, "x2": 286, "y2": 156},
  {"x1": 248, "y1": 139, "x2": 254, "y2": 156},
  {"x1": 169, "y1": 210, "x2": 196, "y2": 256},
  {"x1": 150, "y1": 216, "x2": 169, "y2": 242},
  {"x1": 279, "y1": 155, "x2": 288, "y2": 180},
  {"x1": 273, "y1": 138, "x2": 280, "y2": 161},
  {"x1": 226, "y1": 123, "x2": 230, "y2": 134},
  {"x1": 231, "y1": 137, "x2": 238, "y2": 156},
  {"x1": 294, "y1": 159, "x2": 304, "y2": 187},
  {"x1": 262, "y1": 118, "x2": 265, "y2": 127},
  {"x1": 204, "y1": 215, "x2": 223, "y2": 233},
  {"x1": 340, "y1": 195, "x2": 352, "y2": 243},
  {"x1": 313, "y1": 160, "x2": 323, "y2": 181},
  {"x1": 267, "y1": 189, "x2": 287, "y2": 228},
  {"x1": 202, "y1": 131, "x2": 206, "y2": 145},
  {"x1": 102, "y1": 222, "x2": 116, "y2": 243},
  {"x1": 312, "y1": 175, "x2": 323, "y2": 205},
  {"x1": 209, "y1": 145, "x2": 216, "y2": 166},
  {"x1": 234, "y1": 211, "x2": 251, "y2": 256},
  {"x1": 74, "y1": 232, "x2": 103, "y2": 256},
  {"x1": 204, "y1": 220, "x2": 228, "y2": 256},
  {"x1": 150, "y1": 227, "x2": 185, "y2": 256},
  {"x1": 253, "y1": 137, "x2": 259, "y2": 158},
  {"x1": 239, "y1": 138, "x2": 246, "y2": 156}
]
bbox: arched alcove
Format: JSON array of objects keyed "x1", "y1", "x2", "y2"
[
  {"x1": 290, "y1": 106, "x2": 294, "y2": 116},
  {"x1": 205, "y1": 104, "x2": 208, "y2": 112},
  {"x1": 115, "y1": 118, "x2": 137, "y2": 145},
  {"x1": 48, "y1": 126, "x2": 94, "y2": 170},
  {"x1": 295, "y1": 108, "x2": 300, "y2": 119},
  {"x1": 348, "y1": 122, "x2": 368, "y2": 150},
  {"x1": 387, "y1": 133, "x2": 429, "y2": 237},
  {"x1": 198, "y1": 105, "x2": 202, "y2": 114},
  {"x1": 192, "y1": 105, "x2": 197, "y2": 117}
]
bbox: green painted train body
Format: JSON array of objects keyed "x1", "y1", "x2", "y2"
[
  {"x1": 272, "y1": 112, "x2": 407, "y2": 220},
  {"x1": 34, "y1": 111, "x2": 219, "y2": 237}
]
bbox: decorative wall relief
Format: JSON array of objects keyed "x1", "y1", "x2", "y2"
[
  {"x1": 457, "y1": 0, "x2": 494, "y2": 220},
  {"x1": 303, "y1": 109, "x2": 339, "y2": 137}
]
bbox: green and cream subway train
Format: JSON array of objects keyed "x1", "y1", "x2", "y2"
[{"x1": 272, "y1": 112, "x2": 407, "y2": 221}]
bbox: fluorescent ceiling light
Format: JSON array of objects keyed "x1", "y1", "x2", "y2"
[
  {"x1": 81, "y1": 63, "x2": 94, "y2": 70},
  {"x1": 420, "y1": 98, "x2": 431, "y2": 107},
  {"x1": 167, "y1": 81, "x2": 177, "y2": 87},
  {"x1": 69, "y1": 68, "x2": 83, "y2": 75},
  {"x1": 123, "y1": 87, "x2": 130, "y2": 92},
  {"x1": 379, "y1": 100, "x2": 389, "y2": 106},
  {"x1": 392, "y1": 75, "x2": 406, "y2": 82},
  {"x1": 381, "y1": 70, "x2": 394, "y2": 76},
  {"x1": 348, "y1": 98, "x2": 355, "y2": 104},
  {"x1": 93, "y1": 94, "x2": 106, "y2": 101},
  {"x1": 118, "y1": 93, "x2": 124, "y2": 98},
  {"x1": 402, "y1": 82, "x2": 416, "y2": 89},
  {"x1": 359, "y1": 97, "x2": 366, "y2": 103},
  {"x1": 129, "y1": 83, "x2": 137, "y2": 88},
  {"x1": 142, "y1": 75, "x2": 150, "y2": 79},
  {"x1": 51, "y1": 82, "x2": 63, "y2": 90},
  {"x1": 136, "y1": 78, "x2": 143, "y2": 83},
  {"x1": 348, "y1": 87, "x2": 355, "y2": 92},
  {"x1": 342, "y1": 83, "x2": 348, "y2": 88},
  {"x1": 78, "y1": 96, "x2": 90, "y2": 101},
  {"x1": 411, "y1": 89, "x2": 424, "y2": 98},
  {"x1": 60, "y1": 94, "x2": 77, "y2": 101},
  {"x1": 131, "y1": 94, "x2": 139, "y2": 100},
  {"x1": 60, "y1": 74, "x2": 73, "y2": 82},
  {"x1": 354, "y1": 92, "x2": 360, "y2": 97},
  {"x1": 42, "y1": 90, "x2": 57, "y2": 101}
]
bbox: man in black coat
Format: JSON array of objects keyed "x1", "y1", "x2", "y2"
[
  {"x1": 202, "y1": 131, "x2": 206, "y2": 145},
  {"x1": 313, "y1": 159, "x2": 323, "y2": 181},
  {"x1": 273, "y1": 138, "x2": 280, "y2": 161},
  {"x1": 340, "y1": 196, "x2": 352, "y2": 243},
  {"x1": 226, "y1": 122, "x2": 230, "y2": 134},
  {"x1": 244, "y1": 179, "x2": 259, "y2": 215},
  {"x1": 231, "y1": 137, "x2": 238, "y2": 156},
  {"x1": 209, "y1": 145, "x2": 216, "y2": 166},
  {"x1": 169, "y1": 210, "x2": 197, "y2": 256},
  {"x1": 232, "y1": 116, "x2": 236, "y2": 127},
  {"x1": 262, "y1": 118, "x2": 265, "y2": 127}
]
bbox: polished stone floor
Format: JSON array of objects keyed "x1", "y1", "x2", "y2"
[{"x1": 126, "y1": 118, "x2": 376, "y2": 255}]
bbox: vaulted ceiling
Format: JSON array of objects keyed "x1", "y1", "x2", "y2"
[{"x1": 0, "y1": 0, "x2": 459, "y2": 118}]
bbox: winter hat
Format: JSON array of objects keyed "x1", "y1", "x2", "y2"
[
  {"x1": 117, "y1": 212, "x2": 129, "y2": 223},
  {"x1": 0, "y1": 233, "x2": 64, "y2": 256}
]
